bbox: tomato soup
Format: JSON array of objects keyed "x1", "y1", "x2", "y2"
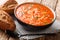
[{"x1": 16, "y1": 3, "x2": 54, "y2": 26}]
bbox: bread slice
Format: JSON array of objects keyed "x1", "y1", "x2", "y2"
[
  {"x1": 0, "y1": 10, "x2": 16, "y2": 31},
  {"x1": 0, "y1": 0, "x2": 18, "y2": 14}
]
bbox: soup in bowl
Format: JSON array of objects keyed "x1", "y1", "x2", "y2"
[{"x1": 14, "y1": 2, "x2": 56, "y2": 31}]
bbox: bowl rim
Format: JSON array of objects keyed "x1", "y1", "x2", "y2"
[{"x1": 14, "y1": 2, "x2": 57, "y2": 26}]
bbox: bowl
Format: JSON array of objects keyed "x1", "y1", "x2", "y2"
[{"x1": 14, "y1": 2, "x2": 56, "y2": 31}]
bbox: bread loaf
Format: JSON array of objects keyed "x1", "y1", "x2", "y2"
[
  {"x1": 0, "y1": 10, "x2": 16, "y2": 31},
  {"x1": 0, "y1": 0, "x2": 18, "y2": 14}
]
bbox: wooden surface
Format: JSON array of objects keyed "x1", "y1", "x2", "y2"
[
  {"x1": 0, "y1": 30, "x2": 60, "y2": 40},
  {"x1": 0, "y1": 0, "x2": 60, "y2": 40},
  {"x1": 0, "y1": 31, "x2": 19, "y2": 40}
]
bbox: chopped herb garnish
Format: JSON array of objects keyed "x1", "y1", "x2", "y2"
[
  {"x1": 44, "y1": 22, "x2": 49, "y2": 25},
  {"x1": 34, "y1": 16, "x2": 40, "y2": 19},
  {"x1": 30, "y1": 4, "x2": 33, "y2": 6}
]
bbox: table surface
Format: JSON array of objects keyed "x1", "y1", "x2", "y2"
[{"x1": 0, "y1": 0, "x2": 60, "y2": 40}]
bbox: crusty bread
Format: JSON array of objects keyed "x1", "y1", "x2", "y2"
[
  {"x1": 0, "y1": 10, "x2": 16, "y2": 31},
  {"x1": 0, "y1": 0, "x2": 18, "y2": 14}
]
